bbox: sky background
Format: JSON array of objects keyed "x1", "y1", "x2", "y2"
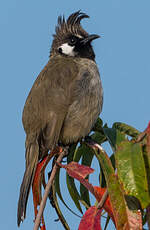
[{"x1": 0, "y1": 0, "x2": 150, "y2": 230}]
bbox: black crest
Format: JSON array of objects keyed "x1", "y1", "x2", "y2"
[{"x1": 55, "y1": 11, "x2": 89, "y2": 39}]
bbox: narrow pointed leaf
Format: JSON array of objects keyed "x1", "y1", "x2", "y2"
[
  {"x1": 115, "y1": 141, "x2": 150, "y2": 208},
  {"x1": 66, "y1": 144, "x2": 83, "y2": 213},
  {"x1": 51, "y1": 183, "x2": 70, "y2": 230},
  {"x1": 103, "y1": 128, "x2": 126, "y2": 151},
  {"x1": 80, "y1": 146, "x2": 94, "y2": 207},
  {"x1": 66, "y1": 174, "x2": 83, "y2": 213},
  {"x1": 92, "y1": 117, "x2": 103, "y2": 132},
  {"x1": 67, "y1": 144, "x2": 77, "y2": 163},
  {"x1": 91, "y1": 131, "x2": 107, "y2": 145},
  {"x1": 112, "y1": 122, "x2": 140, "y2": 138},
  {"x1": 93, "y1": 144, "x2": 130, "y2": 229},
  {"x1": 54, "y1": 168, "x2": 81, "y2": 217},
  {"x1": 146, "y1": 122, "x2": 150, "y2": 164},
  {"x1": 94, "y1": 186, "x2": 115, "y2": 224},
  {"x1": 145, "y1": 122, "x2": 150, "y2": 193}
]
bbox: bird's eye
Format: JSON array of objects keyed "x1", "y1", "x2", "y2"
[
  {"x1": 58, "y1": 47, "x2": 62, "y2": 54},
  {"x1": 69, "y1": 36, "x2": 77, "y2": 45}
]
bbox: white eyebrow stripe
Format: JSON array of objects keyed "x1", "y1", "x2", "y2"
[
  {"x1": 75, "y1": 34, "x2": 83, "y2": 38},
  {"x1": 60, "y1": 43, "x2": 75, "y2": 56}
]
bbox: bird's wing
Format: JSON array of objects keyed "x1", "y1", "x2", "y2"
[{"x1": 22, "y1": 56, "x2": 79, "y2": 149}]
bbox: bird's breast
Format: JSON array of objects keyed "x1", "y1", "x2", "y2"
[{"x1": 60, "y1": 58, "x2": 103, "y2": 144}]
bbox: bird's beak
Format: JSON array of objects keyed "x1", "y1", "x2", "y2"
[{"x1": 80, "y1": 34, "x2": 100, "y2": 45}]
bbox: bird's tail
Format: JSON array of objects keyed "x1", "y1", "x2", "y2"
[{"x1": 17, "y1": 140, "x2": 39, "y2": 227}]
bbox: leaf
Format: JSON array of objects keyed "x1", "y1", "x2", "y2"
[
  {"x1": 54, "y1": 168, "x2": 81, "y2": 217},
  {"x1": 112, "y1": 122, "x2": 140, "y2": 138},
  {"x1": 80, "y1": 145, "x2": 94, "y2": 207},
  {"x1": 73, "y1": 144, "x2": 84, "y2": 162},
  {"x1": 145, "y1": 121, "x2": 150, "y2": 192},
  {"x1": 93, "y1": 144, "x2": 130, "y2": 230},
  {"x1": 94, "y1": 186, "x2": 115, "y2": 225},
  {"x1": 146, "y1": 205, "x2": 150, "y2": 229},
  {"x1": 92, "y1": 117, "x2": 103, "y2": 132},
  {"x1": 115, "y1": 141, "x2": 150, "y2": 209},
  {"x1": 58, "y1": 162, "x2": 95, "y2": 196},
  {"x1": 66, "y1": 144, "x2": 94, "y2": 213},
  {"x1": 126, "y1": 208, "x2": 142, "y2": 230},
  {"x1": 91, "y1": 131, "x2": 107, "y2": 145},
  {"x1": 32, "y1": 156, "x2": 48, "y2": 226},
  {"x1": 66, "y1": 144, "x2": 83, "y2": 213},
  {"x1": 58, "y1": 162, "x2": 94, "y2": 180},
  {"x1": 67, "y1": 144, "x2": 77, "y2": 163},
  {"x1": 146, "y1": 121, "x2": 150, "y2": 157},
  {"x1": 51, "y1": 183, "x2": 70, "y2": 230},
  {"x1": 103, "y1": 128, "x2": 126, "y2": 151},
  {"x1": 78, "y1": 206, "x2": 102, "y2": 230},
  {"x1": 66, "y1": 174, "x2": 83, "y2": 213}
]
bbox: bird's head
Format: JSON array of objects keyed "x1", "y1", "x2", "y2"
[{"x1": 50, "y1": 11, "x2": 100, "y2": 60}]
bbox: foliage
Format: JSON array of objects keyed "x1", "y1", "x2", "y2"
[{"x1": 49, "y1": 119, "x2": 150, "y2": 229}]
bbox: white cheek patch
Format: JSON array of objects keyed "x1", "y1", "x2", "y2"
[{"x1": 60, "y1": 43, "x2": 75, "y2": 56}]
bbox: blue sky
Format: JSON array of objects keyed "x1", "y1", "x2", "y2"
[{"x1": 0, "y1": 1, "x2": 150, "y2": 230}]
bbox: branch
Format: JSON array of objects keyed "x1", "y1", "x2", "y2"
[{"x1": 33, "y1": 150, "x2": 67, "y2": 230}]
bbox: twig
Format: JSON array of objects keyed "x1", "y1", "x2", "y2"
[
  {"x1": 135, "y1": 129, "x2": 147, "y2": 143},
  {"x1": 33, "y1": 150, "x2": 67, "y2": 230},
  {"x1": 97, "y1": 189, "x2": 108, "y2": 209}
]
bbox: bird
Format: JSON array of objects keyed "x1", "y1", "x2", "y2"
[{"x1": 17, "y1": 10, "x2": 103, "y2": 227}]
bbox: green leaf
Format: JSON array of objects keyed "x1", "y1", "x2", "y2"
[
  {"x1": 73, "y1": 144, "x2": 84, "y2": 162},
  {"x1": 67, "y1": 144, "x2": 77, "y2": 163},
  {"x1": 54, "y1": 168, "x2": 81, "y2": 217},
  {"x1": 66, "y1": 144, "x2": 90, "y2": 213},
  {"x1": 112, "y1": 122, "x2": 140, "y2": 138},
  {"x1": 115, "y1": 141, "x2": 150, "y2": 209},
  {"x1": 52, "y1": 183, "x2": 70, "y2": 230},
  {"x1": 103, "y1": 127, "x2": 126, "y2": 151},
  {"x1": 66, "y1": 144, "x2": 83, "y2": 213},
  {"x1": 92, "y1": 117, "x2": 103, "y2": 132},
  {"x1": 91, "y1": 131, "x2": 107, "y2": 145},
  {"x1": 93, "y1": 146, "x2": 130, "y2": 229},
  {"x1": 66, "y1": 174, "x2": 83, "y2": 213},
  {"x1": 80, "y1": 145, "x2": 94, "y2": 207},
  {"x1": 66, "y1": 144, "x2": 91, "y2": 213},
  {"x1": 145, "y1": 122, "x2": 150, "y2": 194}
]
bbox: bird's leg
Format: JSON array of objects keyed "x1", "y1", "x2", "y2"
[{"x1": 32, "y1": 146, "x2": 63, "y2": 228}]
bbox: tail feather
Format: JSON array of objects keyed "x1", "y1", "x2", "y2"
[{"x1": 17, "y1": 141, "x2": 39, "y2": 226}]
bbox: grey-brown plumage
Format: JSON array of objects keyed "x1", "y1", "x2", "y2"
[{"x1": 17, "y1": 11, "x2": 103, "y2": 226}]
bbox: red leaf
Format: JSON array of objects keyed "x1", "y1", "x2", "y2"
[
  {"x1": 58, "y1": 161, "x2": 94, "y2": 178},
  {"x1": 127, "y1": 209, "x2": 142, "y2": 230},
  {"x1": 146, "y1": 121, "x2": 150, "y2": 153},
  {"x1": 32, "y1": 156, "x2": 48, "y2": 229},
  {"x1": 58, "y1": 162, "x2": 95, "y2": 195},
  {"x1": 146, "y1": 121, "x2": 150, "y2": 133},
  {"x1": 78, "y1": 206, "x2": 102, "y2": 230},
  {"x1": 94, "y1": 186, "x2": 115, "y2": 225},
  {"x1": 32, "y1": 156, "x2": 48, "y2": 214}
]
